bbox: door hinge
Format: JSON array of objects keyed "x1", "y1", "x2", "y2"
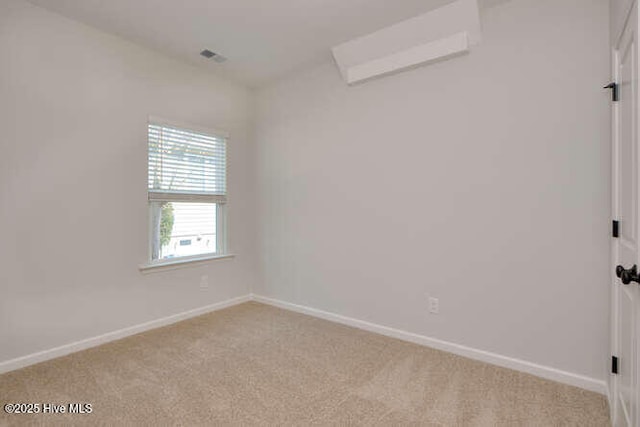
[
  {"x1": 613, "y1": 220, "x2": 620, "y2": 238},
  {"x1": 612, "y1": 356, "x2": 619, "y2": 374},
  {"x1": 605, "y1": 82, "x2": 619, "y2": 102}
]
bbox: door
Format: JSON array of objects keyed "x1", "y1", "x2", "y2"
[{"x1": 612, "y1": 2, "x2": 640, "y2": 426}]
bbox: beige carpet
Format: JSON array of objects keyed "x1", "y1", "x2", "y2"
[{"x1": 0, "y1": 302, "x2": 609, "y2": 426}]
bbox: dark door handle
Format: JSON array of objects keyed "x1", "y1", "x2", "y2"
[{"x1": 616, "y1": 265, "x2": 640, "y2": 285}]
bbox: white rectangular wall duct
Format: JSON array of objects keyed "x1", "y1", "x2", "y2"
[
  {"x1": 345, "y1": 32, "x2": 469, "y2": 84},
  {"x1": 332, "y1": 0, "x2": 481, "y2": 85}
]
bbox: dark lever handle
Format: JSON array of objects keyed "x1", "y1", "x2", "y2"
[{"x1": 616, "y1": 265, "x2": 640, "y2": 285}]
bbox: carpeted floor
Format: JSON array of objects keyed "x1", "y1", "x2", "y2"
[{"x1": 0, "y1": 302, "x2": 610, "y2": 426}]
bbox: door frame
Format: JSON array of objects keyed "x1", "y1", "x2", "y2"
[
  {"x1": 611, "y1": 1, "x2": 639, "y2": 425},
  {"x1": 610, "y1": 15, "x2": 621, "y2": 425}
]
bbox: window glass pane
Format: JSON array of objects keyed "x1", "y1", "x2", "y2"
[{"x1": 150, "y1": 202, "x2": 217, "y2": 260}]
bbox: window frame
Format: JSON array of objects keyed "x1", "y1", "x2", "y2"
[{"x1": 145, "y1": 116, "x2": 229, "y2": 267}]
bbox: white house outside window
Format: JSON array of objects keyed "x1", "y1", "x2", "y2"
[{"x1": 147, "y1": 119, "x2": 227, "y2": 263}]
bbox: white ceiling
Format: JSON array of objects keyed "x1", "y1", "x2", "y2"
[{"x1": 26, "y1": 0, "x2": 506, "y2": 88}]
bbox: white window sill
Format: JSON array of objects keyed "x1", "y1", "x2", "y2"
[{"x1": 139, "y1": 254, "x2": 235, "y2": 274}]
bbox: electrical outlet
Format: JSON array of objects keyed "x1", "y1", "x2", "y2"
[
  {"x1": 428, "y1": 297, "x2": 439, "y2": 314},
  {"x1": 200, "y1": 275, "x2": 209, "y2": 290}
]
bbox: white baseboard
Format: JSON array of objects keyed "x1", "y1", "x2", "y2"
[
  {"x1": 0, "y1": 292, "x2": 608, "y2": 396},
  {"x1": 251, "y1": 294, "x2": 607, "y2": 395},
  {"x1": 0, "y1": 294, "x2": 251, "y2": 375}
]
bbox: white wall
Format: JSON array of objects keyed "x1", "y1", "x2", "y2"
[
  {"x1": 255, "y1": 0, "x2": 611, "y2": 382},
  {"x1": 0, "y1": 0, "x2": 612, "y2": 386},
  {"x1": 0, "y1": 0, "x2": 257, "y2": 362}
]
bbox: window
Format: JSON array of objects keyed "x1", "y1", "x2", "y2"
[{"x1": 147, "y1": 119, "x2": 227, "y2": 263}]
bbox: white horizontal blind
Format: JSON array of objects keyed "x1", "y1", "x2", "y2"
[{"x1": 148, "y1": 122, "x2": 227, "y2": 202}]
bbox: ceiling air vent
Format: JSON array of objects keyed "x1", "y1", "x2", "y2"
[{"x1": 200, "y1": 49, "x2": 227, "y2": 63}]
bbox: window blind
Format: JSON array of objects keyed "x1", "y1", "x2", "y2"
[{"x1": 148, "y1": 122, "x2": 227, "y2": 203}]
